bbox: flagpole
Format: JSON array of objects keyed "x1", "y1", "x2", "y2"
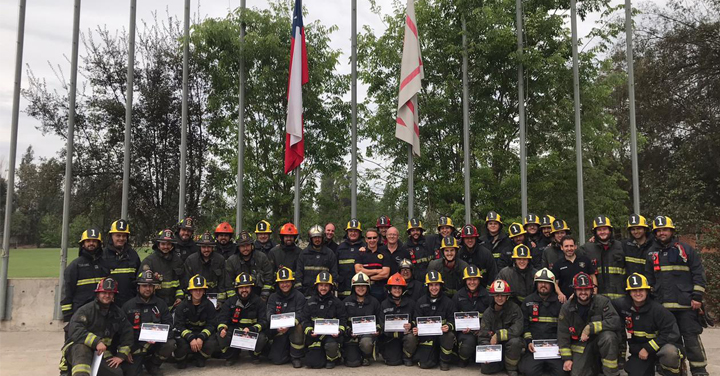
[
  {"x1": 626, "y1": 0, "x2": 640, "y2": 214},
  {"x1": 571, "y1": 0, "x2": 586, "y2": 243},
  {"x1": 121, "y1": 0, "x2": 136, "y2": 220},
  {"x1": 178, "y1": 0, "x2": 189, "y2": 222},
  {"x1": 350, "y1": 0, "x2": 358, "y2": 218},
  {"x1": 236, "y1": 0, "x2": 246, "y2": 236},
  {"x1": 516, "y1": 0, "x2": 527, "y2": 218},
  {"x1": 294, "y1": 167, "x2": 301, "y2": 227},
  {"x1": 461, "y1": 17, "x2": 471, "y2": 224},
  {"x1": 408, "y1": 146, "x2": 414, "y2": 220}
]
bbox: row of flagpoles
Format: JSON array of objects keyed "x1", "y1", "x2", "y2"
[{"x1": 0, "y1": 0, "x2": 640, "y2": 320}]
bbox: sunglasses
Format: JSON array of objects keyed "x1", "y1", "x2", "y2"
[{"x1": 366, "y1": 236, "x2": 378, "y2": 240}]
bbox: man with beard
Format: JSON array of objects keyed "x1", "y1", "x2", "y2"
[
  {"x1": 173, "y1": 275, "x2": 220, "y2": 368},
  {"x1": 508, "y1": 222, "x2": 542, "y2": 268},
  {"x1": 558, "y1": 272, "x2": 622, "y2": 376},
  {"x1": 381, "y1": 226, "x2": 411, "y2": 276},
  {"x1": 426, "y1": 236, "x2": 469, "y2": 298},
  {"x1": 301, "y1": 271, "x2": 347, "y2": 369},
  {"x1": 524, "y1": 213, "x2": 545, "y2": 249},
  {"x1": 411, "y1": 271, "x2": 456, "y2": 370},
  {"x1": 478, "y1": 279, "x2": 524, "y2": 376},
  {"x1": 497, "y1": 244, "x2": 538, "y2": 304},
  {"x1": 552, "y1": 236, "x2": 596, "y2": 303},
  {"x1": 622, "y1": 214, "x2": 655, "y2": 277},
  {"x1": 484, "y1": 211, "x2": 514, "y2": 269},
  {"x1": 377, "y1": 215, "x2": 392, "y2": 244},
  {"x1": 518, "y1": 269, "x2": 564, "y2": 376},
  {"x1": 453, "y1": 266, "x2": 491, "y2": 367},
  {"x1": 612, "y1": 273, "x2": 682, "y2": 376},
  {"x1": 121, "y1": 270, "x2": 175, "y2": 376},
  {"x1": 214, "y1": 222, "x2": 237, "y2": 260},
  {"x1": 225, "y1": 231, "x2": 274, "y2": 301},
  {"x1": 646, "y1": 216, "x2": 707, "y2": 376},
  {"x1": 254, "y1": 220, "x2": 276, "y2": 255},
  {"x1": 457, "y1": 224, "x2": 497, "y2": 287},
  {"x1": 102, "y1": 219, "x2": 140, "y2": 307},
  {"x1": 398, "y1": 259, "x2": 425, "y2": 301},
  {"x1": 542, "y1": 219, "x2": 584, "y2": 269},
  {"x1": 61, "y1": 228, "x2": 108, "y2": 325},
  {"x1": 217, "y1": 273, "x2": 268, "y2": 365},
  {"x1": 265, "y1": 267, "x2": 306, "y2": 367},
  {"x1": 185, "y1": 232, "x2": 227, "y2": 308},
  {"x1": 324, "y1": 223, "x2": 338, "y2": 252},
  {"x1": 379, "y1": 273, "x2": 417, "y2": 366},
  {"x1": 296, "y1": 225, "x2": 338, "y2": 295},
  {"x1": 58, "y1": 278, "x2": 134, "y2": 376},
  {"x1": 405, "y1": 218, "x2": 433, "y2": 283},
  {"x1": 140, "y1": 229, "x2": 185, "y2": 309},
  {"x1": 175, "y1": 217, "x2": 199, "y2": 262},
  {"x1": 336, "y1": 219, "x2": 366, "y2": 298},
  {"x1": 343, "y1": 272, "x2": 382, "y2": 367},
  {"x1": 580, "y1": 216, "x2": 626, "y2": 300},
  {"x1": 268, "y1": 223, "x2": 302, "y2": 272},
  {"x1": 538, "y1": 215, "x2": 556, "y2": 250}
]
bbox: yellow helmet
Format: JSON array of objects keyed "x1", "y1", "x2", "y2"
[
  {"x1": 462, "y1": 265, "x2": 482, "y2": 280},
  {"x1": 508, "y1": 222, "x2": 527, "y2": 238},
  {"x1": 540, "y1": 215, "x2": 556, "y2": 228},
  {"x1": 440, "y1": 236, "x2": 459, "y2": 249},
  {"x1": 523, "y1": 213, "x2": 541, "y2": 227},
  {"x1": 425, "y1": 270, "x2": 444, "y2": 285},
  {"x1": 627, "y1": 214, "x2": 649, "y2": 229},
  {"x1": 551, "y1": 219, "x2": 570, "y2": 234},
  {"x1": 109, "y1": 219, "x2": 131, "y2": 235},
  {"x1": 234, "y1": 272, "x2": 255, "y2": 288},
  {"x1": 592, "y1": 215, "x2": 613, "y2": 230},
  {"x1": 275, "y1": 267, "x2": 295, "y2": 282},
  {"x1": 626, "y1": 273, "x2": 651, "y2": 291},
  {"x1": 652, "y1": 216, "x2": 675, "y2": 231},
  {"x1": 345, "y1": 218, "x2": 362, "y2": 232},
  {"x1": 437, "y1": 216, "x2": 455, "y2": 231},
  {"x1": 255, "y1": 220, "x2": 272, "y2": 234},
  {"x1": 314, "y1": 271, "x2": 334, "y2": 285},
  {"x1": 485, "y1": 211, "x2": 503, "y2": 225},
  {"x1": 407, "y1": 218, "x2": 425, "y2": 233},
  {"x1": 188, "y1": 274, "x2": 208, "y2": 290},
  {"x1": 512, "y1": 244, "x2": 532, "y2": 259},
  {"x1": 79, "y1": 228, "x2": 102, "y2": 244}
]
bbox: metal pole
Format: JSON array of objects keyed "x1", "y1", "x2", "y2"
[
  {"x1": 0, "y1": 0, "x2": 27, "y2": 321},
  {"x1": 516, "y1": 0, "x2": 527, "y2": 218},
  {"x1": 178, "y1": 0, "x2": 189, "y2": 222},
  {"x1": 461, "y1": 18, "x2": 471, "y2": 225},
  {"x1": 294, "y1": 167, "x2": 301, "y2": 227},
  {"x1": 570, "y1": 0, "x2": 585, "y2": 243},
  {"x1": 121, "y1": 0, "x2": 137, "y2": 219},
  {"x1": 408, "y1": 146, "x2": 414, "y2": 220},
  {"x1": 626, "y1": 0, "x2": 640, "y2": 214},
  {"x1": 57, "y1": 0, "x2": 82, "y2": 319},
  {"x1": 350, "y1": 0, "x2": 358, "y2": 219},
  {"x1": 235, "y1": 0, "x2": 246, "y2": 236}
]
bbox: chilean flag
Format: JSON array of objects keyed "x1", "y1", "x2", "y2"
[{"x1": 284, "y1": 0, "x2": 308, "y2": 174}]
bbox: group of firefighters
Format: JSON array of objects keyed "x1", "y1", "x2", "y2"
[{"x1": 58, "y1": 212, "x2": 709, "y2": 376}]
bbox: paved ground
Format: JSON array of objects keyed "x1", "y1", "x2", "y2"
[{"x1": 1, "y1": 330, "x2": 719, "y2": 376}]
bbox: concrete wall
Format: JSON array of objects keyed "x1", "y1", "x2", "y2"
[{"x1": 0, "y1": 278, "x2": 63, "y2": 332}]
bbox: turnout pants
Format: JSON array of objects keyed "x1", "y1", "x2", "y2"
[
  {"x1": 413, "y1": 331, "x2": 456, "y2": 368},
  {"x1": 672, "y1": 309, "x2": 708, "y2": 376},
  {"x1": 567, "y1": 331, "x2": 620, "y2": 376},
  {"x1": 519, "y1": 351, "x2": 565, "y2": 376},
  {"x1": 59, "y1": 343, "x2": 124, "y2": 376},
  {"x1": 381, "y1": 332, "x2": 418, "y2": 365},
  {"x1": 344, "y1": 334, "x2": 375, "y2": 367},
  {"x1": 626, "y1": 343, "x2": 681, "y2": 376},
  {"x1": 304, "y1": 332, "x2": 343, "y2": 368},
  {"x1": 174, "y1": 335, "x2": 219, "y2": 361},
  {"x1": 268, "y1": 324, "x2": 304, "y2": 365},
  {"x1": 121, "y1": 339, "x2": 176, "y2": 376},
  {"x1": 478, "y1": 337, "x2": 524, "y2": 374},
  {"x1": 218, "y1": 329, "x2": 268, "y2": 358},
  {"x1": 457, "y1": 332, "x2": 478, "y2": 363}
]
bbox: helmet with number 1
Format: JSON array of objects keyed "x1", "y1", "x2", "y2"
[
  {"x1": 463, "y1": 265, "x2": 482, "y2": 280},
  {"x1": 540, "y1": 215, "x2": 555, "y2": 228},
  {"x1": 109, "y1": 219, "x2": 131, "y2": 235},
  {"x1": 523, "y1": 213, "x2": 541, "y2": 228},
  {"x1": 592, "y1": 215, "x2": 613, "y2": 230},
  {"x1": 652, "y1": 216, "x2": 675, "y2": 231},
  {"x1": 234, "y1": 272, "x2": 255, "y2": 288},
  {"x1": 345, "y1": 218, "x2": 362, "y2": 232},
  {"x1": 188, "y1": 274, "x2": 208, "y2": 290},
  {"x1": 551, "y1": 219, "x2": 570, "y2": 234},
  {"x1": 95, "y1": 277, "x2": 119, "y2": 293},
  {"x1": 512, "y1": 244, "x2": 532, "y2": 259},
  {"x1": 351, "y1": 272, "x2": 371, "y2": 287},
  {"x1": 460, "y1": 224, "x2": 479, "y2": 238},
  {"x1": 308, "y1": 224, "x2": 324, "y2": 238},
  {"x1": 386, "y1": 273, "x2": 407, "y2": 288},
  {"x1": 489, "y1": 279, "x2": 512, "y2": 295},
  {"x1": 275, "y1": 267, "x2": 295, "y2": 282},
  {"x1": 255, "y1": 220, "x2": 272, "y2": 234},
  {"x1": 376, "y1": 215, "x2": 392, "y2": 228},
  {"x1": 279, "y1": 223, "x2": 299, "y2": 236},
  {"x1": 425, "y1": 270, "x2": 444, "y2": 285},
  {"x1": 407, "y1": 218, "x2": 425, "y2": 234},
  {"x1": 534, "y1": 268, "x2": 556, "y2": 284},
  {"x1": 441, "y1": 236, "x2": 459, "y2": 249},
  {"x1": 437, "y1": 216, "x2": 455, "y2": 231},
  {"x1": 627, "y1": 214, "x2": 649, "y2": 229},
  {"x1": 79, "y1": 228, "x2": 103, "y2": 244},
  {"x1": 508, "y1": 222, "x2": 527, "y2": 238},
  {"x1": 214, "y1": 222, "x2": 234, "y2": 236},
  {"x1": 485, "y1": 211, "x2": 504, "y2": 225},
  {"x1": 315, "y1": 271, "x2": 334, "y2": 286},
  {"x1": 625, "y1": 273, "x2": 651, "y2": 291},
  {"x1": 572, "y1": 272, "x2": 594, "y2": 290}
]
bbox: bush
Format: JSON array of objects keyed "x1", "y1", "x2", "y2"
[{"x1": 702, "y1": 251, "x2": 719, "y2": 319}]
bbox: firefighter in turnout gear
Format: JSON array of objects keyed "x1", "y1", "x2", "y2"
[
  {"x1": 61, "y1": 228, "x2": 108, "y2": 323},
  {"x1": 379, "y1": 273, "x2": 418, "y2": 366},
  {"x1": 538, "y1": 215, "x2": 556, "y2": 250},
  {"x1": 296, "y1": 224, "x2": 338, "y2": 295},
  {"x1": 225, "y1": 231, "x2": 274, "y2": 300},
  {"x1": 377, "y1": 215, "x2": 392, "y2": 244},
  {"x1": 518, "y1": 268, "x2": 564, "y2": 376},
  {"x1": 214, "y1": 222, "x2": 237, "y2": 259},
  {"x1": 623, "y1": 214, "x2": 656, "y2": 277},
  {"x1": 497, "y1": 244, "x2": 538, "y2": 304},
  {"x1": 185, "y1": 232, "x2": 227, "y2": 307},
  {"x1": 646, "y1": 216, "x2": 708, "y2": 376},
  {"x1": 580, "y1": 216, "x2": 626, "y2": 299},
  {"x1": 405, "y1": 218, "x2": 434, "y2": 283},
  {"x1": 217, "y1": 272, "x2": 269, "y2": 365},
  {"x1": 524, "y1": 213, "x2": 545, "y2": 249},
  {"x1": 484, "y1": 211, "x2": 514, "y2": 269},
  {"x1": 59, "y1": 278, "x2": 134, "y2": 376},
  {"x1": 139, "y1": 229, "x2": 185, "y2": 309},
  {"x1": 612, "y1": 273, "x2": 682, "y2": 376},
  {"x1": 266, "y1": 267, "x2": 306, "y2": 367},
  {"x1": 254, "y1": 220, "x2": 276, "y2": 255},
  {"x1": 175, "y1": 217, "x2": 199, "y2": 262},
  {"x1": 458, "y1": 224, "x2": 497, "y2": 287},
  {"x1": 411, "y1": 271, "x2": 456, "y2": 370},
  {"x1": 398, "y1": 258, "x2": 425, "y2": 301},
  {"x1": 343, "y1": 272, "x2": 382, "y2": 367},
  {"x1": 268, "y1": 222, "x2": 303, "y2": 273},
  {"x1": 336, "y1": 219, "x2": 366, "y2": 297},
  {"x1": 425, "y1": 216, "x2": 457, "y2": 261},
  {"x1": 478, "y1": 279, "x2": 524, "y2": 376},
  {"x1": 121, "y1": 270, "x2": 175, "y2": 376},
  {"x1": 102, "y1": 219, "x2": 141, "y2": 307},
  {"x1": 509, "y1": 222, "x2": 542, "y2": 268},
  {"x1": 301, "y1": 271, "x2": 347, "y2": 369},
  {"x1": 557, "y1": 272, "x2": 622, "y2": 376},
  {"x1": 426, "y1": 236, "x2": 469, "y2": 298},
  {"x1": 453, "y1": 266, "x2": 491, "y2": 367},
  {"x1": 173, "y1": 275, "x2": 220, "y2": 368}
]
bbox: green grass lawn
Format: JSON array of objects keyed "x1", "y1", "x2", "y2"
[{"x1": 7, "y1": 247, "x2": 152, "y2": 278}]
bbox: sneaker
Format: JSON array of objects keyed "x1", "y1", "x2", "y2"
[
  {"x1": 195, "y1": 356, "x2": 206, "y2": 368},
  {"x1": 326, "y1": 361, "x2": 336, "y2": 369},
  {"x1": 292, "y1": 359, "x2": 303, "y2": 368},
  {"x1": 440, "y1": 362, "x2": 450, "y2": 371}
]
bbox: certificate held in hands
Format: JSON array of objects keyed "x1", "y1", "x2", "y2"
[
  {"x1": 454, "y1": 311, "x2": 480, "y2": 331},
  {"x1": 314, "y1": 319, "x2": 340, "y2": 335},
  {"x1": 416, "y1": 316, "x2": 443, "y2": 336},
  {"x1": 270, "y1": 312, "x2": 296, "y2": 329},
  {"x1": 351, "y1": 316, "x2": 377, "y2": 335},
  {"x1": 384, "y1": 314, "x2": 409, "y2": 332},
  {"x1": 476, "y1": 345, "x2": 503, "y2": 363},
  {"x1": 532, "y1": 339, "x2": 560, "y2": 359},
  {"x1": 138, "y1": 323, "x2": 170, "y2": 343},
  {"x1": 231, "y1": 330, "x2": 259, "y2": 351}
]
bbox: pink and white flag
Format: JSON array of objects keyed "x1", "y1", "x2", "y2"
[{"x1": 395, "y1": 0, "x2": 424, "y2": 156}]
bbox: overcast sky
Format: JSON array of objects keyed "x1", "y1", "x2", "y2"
[{"x1": 0, "y1": 0, "x2": 617, "y2": 176}]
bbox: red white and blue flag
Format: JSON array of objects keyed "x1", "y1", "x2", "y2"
[
  {"x1": 284, "y1": 0, "x2": 309, "y2": 174},
  {"x1": 396, "y1": 0, "x2": 423, "y2": 156}
]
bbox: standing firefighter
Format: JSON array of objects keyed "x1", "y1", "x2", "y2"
[
  {"x1": 268, "y1": 222, "x2": 303, "y2": 272},
  {"x1": 509, "y1": 222, "x2": 542, "y2": 268},
  {"x1": 224, "y1": 231, "x2": 274, "y2": 301},
  {"x1": 175, "y1": 217, "x2": 199, "y2": 262},
  {"x1": 265, "y1": 267, "x2": 306, "y2": 367},
  {"x1": 426, "y1": 236, "x2": 469, "y2": 298},
  {"x1": 524, "y1": 213, "x2": 545, "y2": 249},
  {"x1": 254, "y1": 220, "x2": 276, "y2": 255},
  {"x1": 405, "y1": 218, "x2": 434, "y2": 283},
  {"x1": 557, "y1": 272, "x2": 622, "y2": 376},
  {"x1": 185, "y1": 231, "x2": 227, "y2": 307},
  {"x1": 343, "y1": 272, "x2": 382, "y2": 367},
  {"x1": 538, "y1": 215, "x2": 556, "y2": 250},
  {"x1": 295, "y1": 224, "x2": 338, "y2": 295},
  {"x1": 59, "y1": 278, "x2": 134, "y2": 376},
  {"x1": 121, "y1": 270, "x2": 175, "y2": 376},
  {"x1": 453, "y1": 266, "x2": 491, "y2": 367},
  {"x1": 217, "y1": 272, "x2": 268, "y2": 365},
  {"x1": 336, "y1": 218, "x2": 366, "y2": 298},
  {"x1": 379, "y1": 273, "x2": 418, "y2": 366},
  {"x1": 412, "y1": 271, "x2": 456, "y2": 370},
  {"x1": 140, "y1": 229, "x2": 185, "y2": 309},
  {"x1": 61, "y1": 228, "x2": 108, "y2": 324},
  {"x1": 497, "y1": 244, "x2": 538, "y2": 304},
  {"x1": 102, "y1": 219, "x2": 141, "y2": 307},
  {"x1": 457, "y1": 224, "x2": 497, "y2": 287},
  {"x1": 214, "y1": 222, "x2": 237, "y2": 259},
  {"x1": 478, "y1": 279, "x2": 524, "y2": 376},
  {"x1": 580, "y1": 215, "x2": 626, "y2": 299},
  {"x1": 301, "y1": 271, "x2": 347, "y2": 369},
  {"x1": 613, "y1": 273, "x2": 682, "y2": 376},
  {"x1": 173, "y1": 274, "x2": 220, "y2": 368},
  {"x1": 622, "y1": 214, "x2": 655, "y2": 277},
  {"x1": 646, "y1": 216, "x2": 708, "y2": 376},
  {"x1": 484, "y1": 211, "x2": 514, "y2": 269}
]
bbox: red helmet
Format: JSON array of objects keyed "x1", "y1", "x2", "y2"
[
  {"x1": 460, "y1": 224, "x2": 479, "y2": 238},
  {"x1": 376, "y1": 215, "x2": 392, "y2": 228},
  {"x1": 214, "y1": 222, "x2": 234, "y2": 235},
  {"x1": 95, "y1": 278, "x2": 119, "y2": 293},
  {"x1": 386, "y1": 273, "x2": 407, "y2": 288},
  {"x1": 573, "y1": 272, "x2": 595, "y2": 289},
  {"x1": 279, "y1": 223, "x2": 299, "y2": 236},
  {"x1": 489, "y1": 279, "x2": 512, "y2": 295}
]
